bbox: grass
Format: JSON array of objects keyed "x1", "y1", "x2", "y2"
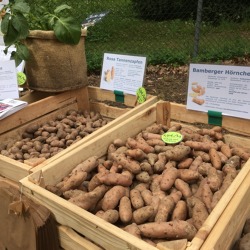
[{"x1": 27, "y1": 0, "x2": 250, "y2": 72}]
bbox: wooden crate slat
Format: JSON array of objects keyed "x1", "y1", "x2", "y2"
[
  {"x1": 88, "y1": 86, "x2": 139, "y2": 107},
  {"x1": 170, "y1": 103, "x2": 250, "y2": 136},
  {"x1": 0, "y1": 156, "x2": 31, "y2": 181},
  {"x1": 58, "y1": 225, "x2": 103, "y2": 250}
]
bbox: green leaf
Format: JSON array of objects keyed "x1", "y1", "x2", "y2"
[
  {"x1": 3, "y1": 21, "x2": 19, "y2": 46},
  {"x1": 12, "y1": 13, "x2": 29, "y2": 39},
  {"x1": 53, "y1": 17, "x2": 81, "y2": 45},
  {"x1": 10, "y1": 51, "x2": 22, "y2": 67},
  {"x1": 1, "y1": 13, "x2": 11, "y2": 34},
  {"x1": 13, "y1": 0, "x2": 30, "y2": 14},
  {"x1": 16, "y1": 43, "x2": 29, "y2": 61},
  {"x1": 54, "y1": 4, "x2": 72, "y2": 15},
  {"x1": 47, "y1": 15, "x2": 56, "y2": 30}
]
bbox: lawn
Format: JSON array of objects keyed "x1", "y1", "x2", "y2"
[{"x1": 27, "y1": 0, "x2": 250, "y2": 72}]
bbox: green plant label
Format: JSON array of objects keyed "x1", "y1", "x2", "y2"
[
  {"x1": 17, "y1": 72, "x2": 27, "y2": 86},
  {"x1": 136, "y1": 87, "x2": 147, "y2": 103},
  {"x1": 162, "y1": 132, "x2": 183, "y2": 144}
]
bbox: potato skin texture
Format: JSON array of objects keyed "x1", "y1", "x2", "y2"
[
  {"x1": 119, "y1": 196, "x2": 133, "y2": 223},
  {"x1": 102, "y1": 185, "x2": 127, "y2": 211},
  {"x1": 139, "y1": 220, "x2": 197, "y2": 240}
]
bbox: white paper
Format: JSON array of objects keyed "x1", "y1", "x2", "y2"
[
  {"x1": 100, "y1": 53, "x2": 146, "y2": 95},
  {"x1": 187, "y1": 63, "x2": 250, "y2": 119},
  {"x1": 0, "y1": 45, "x2": 25, "y2": 72},
  {"x1": 0, "y1": 60, "x2": 20, "y2": 99},
  {"x1": 0, "y1": 98, "x2": 27, "y2": 120}
]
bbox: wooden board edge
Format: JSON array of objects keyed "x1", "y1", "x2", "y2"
[
  {"x1": 170, "y1": 103, "x2": 250, "y2": 136},
  {"x1": 58, "y1": 225, "x2": 103, "y2": 250}
]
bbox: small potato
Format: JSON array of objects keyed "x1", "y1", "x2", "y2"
[
  {"x1": 119, "y1": 196, "x2": 133, "y2": 223},
  {"x1": 130, "y1": 189, "x2": 144, "y2": 209},
  {"x1": 102, "y1": 185, "x2": 127, "y2": 211},
  {"x1": 25, "y1": 124, "x2": 39, "y2": 134},
  {"x1": 174, "y1": 178, "x2": 192, "y2": 199},
  {"x1": 171, "y1": 200, "x2": 187, "y2": 221},
  {"x1": 135, "y1": 171, "x2": 151, "y2": 183},
  {"x1": 133, "y1": 206, "x2": 154, "y2": 224},
  {"x1": 96, "y1": 209, "x2": 119, "y2": 224}
]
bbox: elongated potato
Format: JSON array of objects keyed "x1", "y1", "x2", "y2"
[
  {"x1": 102, "y1": 185, "x2": 127, "y2": 211},
  {"x1": 119, "y1": 196, "x2": 133, "y2": 223},
  {"x1": 160, "y1": 167, "x2": 179, "y2": 191},
  {"x1": 171, "y1": 200, "x2": 187, "y2": 221},
  {"x1": 139, "y1": 220, "x2": 197, "y2": 240},
  {"x1": 133, "y1": 206, "x2": 154, "y2": 224},
  {"x1": 130, "y1": 189, "x2": 144, "y2": 209}
]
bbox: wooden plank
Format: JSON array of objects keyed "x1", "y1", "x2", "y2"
[
  {"x1": 88, "y1": 86, "x2": 139, "y2": 107},
  {"x1": 170, "y1": 103, "x2": 250, "y2": 136},
  {"x1": 70, "y1": 86, "x2": 90, "y2": 112},
  {"x1": 224, "y1": 134, "x2": 250, "y2": 150},
  {"x1": 156, "y1": 101, "x2": 171, "y2": 126},
  {"x1": 20, "y1": 91, "x2": 52, "y2": 103},
  {"x1": 89, "y1": 101, "x2": 130, "y2": 119},
  {"x1": 0, "y1": 156, "x2": 31, "y2": 181},
  {"x1": 58, "y1": 225, "x2": 103, "y2": 250},
  {"x1": 200, "y1": 166, "x2": 250, "y2": 250}
]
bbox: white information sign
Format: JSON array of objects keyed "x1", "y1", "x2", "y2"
[
  {"x1": 100, "y1": 53, "x2": 146, "y2": 95},
  {"x1": 0, "y1": 60, "x2": 19, "y2": 99},
  {"x1": 187, "y1": 63, "x2": 250, "y2": 120}
]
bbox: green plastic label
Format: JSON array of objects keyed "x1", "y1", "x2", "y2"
[
  {"x1": 136, "y1": 87, "x2": 147, "y2": 104},
  {"x1": 17, "y1": 72, "x2": 27, "y2": 86},
  {"x1": 162, "y1": 132, "x2": 183, "y2": 144}
]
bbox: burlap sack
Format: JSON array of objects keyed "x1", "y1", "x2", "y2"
[
  {"x1": 24, "y1": 29, "x2": 88, "y2": 92},
  {"x1": 0, "y1": 178, "x2": 60, "y2": 250}
]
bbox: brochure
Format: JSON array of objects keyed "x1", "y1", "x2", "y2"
[{"x1": 0, "y1": 99, "x2": 28, "y2": 120}]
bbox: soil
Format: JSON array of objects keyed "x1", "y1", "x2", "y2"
[
  {"x1": 87, "y1": 55, "x2": 250, "y2": 104},
  {"x1": 88, "y1": 64, "x2": 189, "y2": 104}
]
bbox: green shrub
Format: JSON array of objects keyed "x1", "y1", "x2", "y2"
[
  {"x1": 131, "y1": 0, "x2": 197, "y2": 21},
  {"x1": 132, "y1": 0, "x2": 249, "y2": 24}
]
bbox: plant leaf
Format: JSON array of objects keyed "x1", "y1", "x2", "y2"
[
  {"x1": 54, "y1": 4, "x2": 72, "y2": 15},
  {"x1": 13, "y1": 0, "x2": 30, "y2": 14},
  {"x1": 1, "y1": 13, "x2": 11, "y2": 34},
  {"x1": 16, "y1": 43, "x2": 30, "y2": 61},
  {"x1": 53, "y1": 17, "x2": 81, "y2": 45},
  {"x1": 3, "y1": 21, "x2": 19, "y2": 46},
  {"x1": 12, "y1": 13, "x2": 30, "y2": 39}
]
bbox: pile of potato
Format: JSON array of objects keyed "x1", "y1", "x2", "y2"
[
  {"x1": 233, "y1": 219, "x2": 250, "y2": 250},
  {"x1": 0, "y1": 110, "x2": 109, "y2": 164},
  {"x1": 46, "y1": 123, "x2": 250, "y2": 246}
]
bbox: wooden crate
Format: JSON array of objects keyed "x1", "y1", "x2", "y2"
[
  {"x1": 0, "y1": 86, "x2": 157, "y2": 181},
  {"x1": 19, "y1": 101, "x2": 250, "y2": 250}
]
